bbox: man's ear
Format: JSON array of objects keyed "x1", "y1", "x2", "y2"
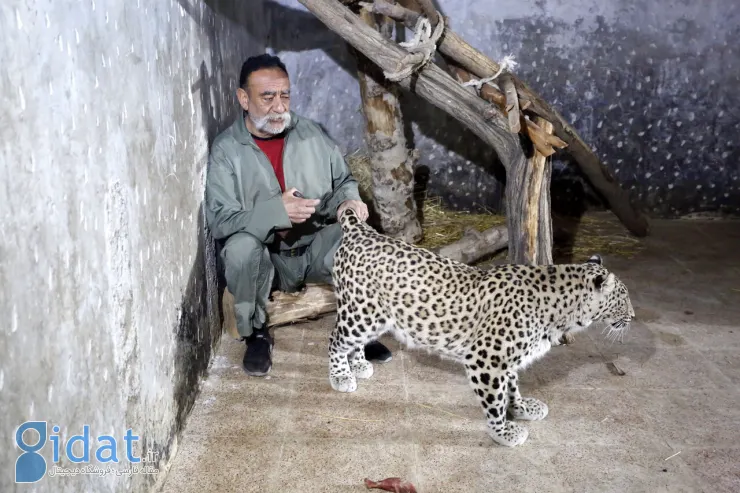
[
  {"x1": 594, "y1": 272, "x2": 616, "y2": 294},
  {"x1": 236, "y1": 87, "x2": 249, "y2": 111}
]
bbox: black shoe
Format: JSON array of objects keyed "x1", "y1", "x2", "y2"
[
  {"x1": 242, "y1": 327, "x2": 273, "y2": 376},
  {"x1": 364, "y1": 340, "x2": 392, "y2": 363}
]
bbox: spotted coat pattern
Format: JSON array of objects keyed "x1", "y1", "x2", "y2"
[{"x1": 329, "y1": 208, "x2": 635, "y2": 447}]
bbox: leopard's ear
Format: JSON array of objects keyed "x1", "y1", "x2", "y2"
[
  {"x1": 593, "y1": 272, "x2": 616, "y2": 294},
  {"x1": 586, "y1": 254, "x2": 603, "y2": 266}
]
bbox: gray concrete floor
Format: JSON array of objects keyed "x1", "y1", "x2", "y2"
[{"x1": 160, "y1": 214, "x2": 740, "y2": 493}]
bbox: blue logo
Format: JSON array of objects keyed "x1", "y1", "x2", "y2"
[
  {"x1": 14, "y1": 421, "x2": 158, "y2": 483},
  {"x1": 15, "y1": 422, "x2": 47, "y2": 483}
]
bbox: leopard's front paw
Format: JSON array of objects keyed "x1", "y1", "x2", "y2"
[
  {"x1": 489, "y1": 421, "x2": 529, "y2": 447},
  {"x1": 510, "y1": 397, "x2": 549, "y2": 421},
  {"x1": 330, "y1": 374, "x2": 357, "y2": 393},
  {"x1": 559, "y1": 332, "x2": 576, "y2": 345},
  {"x1": 351, "y1": 359, "x2": 374, "y2": 379}
]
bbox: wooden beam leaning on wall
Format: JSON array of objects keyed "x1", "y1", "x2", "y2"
[{"x1": 367, "y1": 0, "x2": 650, "y2": 238}]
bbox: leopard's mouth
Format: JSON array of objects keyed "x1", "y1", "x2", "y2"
[{"x1": 601, "y1": 317, "x2": 631, "y2": 343}]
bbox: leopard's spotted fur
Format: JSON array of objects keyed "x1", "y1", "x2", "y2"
[{"x1": 329, "y1": 208, "x2": 635, "y2": 447}]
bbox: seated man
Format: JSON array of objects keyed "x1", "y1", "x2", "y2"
[{"x1": 204, "y1": 54, "x2": 392, "y2": 376}]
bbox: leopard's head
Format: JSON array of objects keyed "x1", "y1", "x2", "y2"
[{"x1": 581, "y1": 255, "x2": 635, "y2": 342}]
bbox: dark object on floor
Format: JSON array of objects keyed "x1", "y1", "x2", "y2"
[
  {"x1": 364, "y1": 477, "x2": 418, "y2": 493},
  {"x1": 364, "y1": 341, "x2": 393, "y2": 363},
  {"x1": 606, "y1": 361, "x2": 626, "y2": 376}
]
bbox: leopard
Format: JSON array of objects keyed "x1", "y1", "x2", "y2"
[{"x1": 328, "y1": 207, "x2": 635, "y2": 447}]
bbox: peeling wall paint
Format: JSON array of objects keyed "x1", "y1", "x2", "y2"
[
  {"x1": 0, "y1": 0, "x2": 264, "y2": 491},
  {"x1": 267, "y1": 0, "x2": 740, "y2": 218}
]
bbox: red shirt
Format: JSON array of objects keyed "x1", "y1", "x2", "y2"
[{"x1": 253, "y1": 134, "x2": 286, "y2": 191}]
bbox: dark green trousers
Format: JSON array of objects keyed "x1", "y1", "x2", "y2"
[{"x1": 220, "y1": 223, "x2": 342, "y2": 338}]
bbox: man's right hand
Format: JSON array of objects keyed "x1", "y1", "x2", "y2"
[{"x1": 282, "y1": 187, "x2": 320, "y2": 224}]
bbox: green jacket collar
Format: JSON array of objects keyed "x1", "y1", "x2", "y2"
[{"x1": 234, "y1": 110, "x2": 299, "y2": 147}]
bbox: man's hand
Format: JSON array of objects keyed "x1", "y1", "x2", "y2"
[
  {"x1": 282, "y1": 187, "x2": 320, "y2": 224},
  {"x1": 337, "y1": 200, "x2": 369, "y2": 222}
]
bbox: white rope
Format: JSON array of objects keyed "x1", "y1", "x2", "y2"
[
  {"x1": 461, "y1": 54, "x2": 518, "y2": 90},
  {"x1": 383, "y1": 13, "x2": 445, "y2": 82}
]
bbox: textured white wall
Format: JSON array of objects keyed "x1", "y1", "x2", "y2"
[{"x1": 0, "y1": 1, "x2": 265, "y2": 491}]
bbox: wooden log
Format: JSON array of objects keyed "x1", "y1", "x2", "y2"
[
  {"x1": 527, "y1": 117, "x2": 555, "y2": 264},
  {"x1": 538, "y1": 141, "x2": 554, "y2": 265},
  {"x1": 298, "y1": 0, "x2": 537, "y2": 264},
  {"x1": 353, "y1": 5, "x2": 422, "y2": 243},
  {"x1": 222, "y1": 284, "x2": 337, "y2": 338},
  {"x1": 500, "y1": 74, "x2": 521, "y2": 133},
  {"x1": 366, "y1": 0, "x2": 650, "y2": 237},
  {"x1": 411, "y1": 0, "x2": 439, "y2": 25},
  {"x1": 432, "y1": 225, "x2": 508, "y2": 265},
  {"x1": 447, "y1": 63, "x2": 506, "y2": 107},
  {"x1": 523, "y1": 116, "x2": 567, "y2": 157}
]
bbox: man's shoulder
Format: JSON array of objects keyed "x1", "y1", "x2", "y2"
[
  {"x1": 211, "y1": 119, "x2": 241, "y2": 152},
  {"x1": 291, "y1": 113, "x2": 329, "y2": 136}
]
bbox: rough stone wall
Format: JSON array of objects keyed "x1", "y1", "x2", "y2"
[
  {"x1": 0, "y1": 1, "x2": 264, "y2": 491},
  {"x1": 267, "y1": 0, "x2": 740, "y2": 218}
]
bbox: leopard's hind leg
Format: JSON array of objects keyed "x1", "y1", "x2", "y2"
[
  {"x1": 505, "y1": 370, "x2": 549, "y2": 421},
  {"x1": 464, "y1": 364, "x2": 529, "y2": 447},
  {"x1": 328, "y1": 298, "x2": 378, "y2": 392}
]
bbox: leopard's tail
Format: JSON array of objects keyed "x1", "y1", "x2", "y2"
[{"x1": 338, "y1": 207, "x2": 362, "y2": 232}]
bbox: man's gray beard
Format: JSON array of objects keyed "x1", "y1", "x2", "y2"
[{"x1": 249, "y1": 112, "x2": 291, "y2": 135}]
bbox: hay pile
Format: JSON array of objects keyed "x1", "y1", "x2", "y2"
[
  {"x1": 345, "y1": 151, "x2": 645, "y2": 261},
  {"x1": 553, "y1": 214, "x2": 646, "y2": 261},
  {"x1": 416, "y1": 195, "x2": 506, "y2": 250}
]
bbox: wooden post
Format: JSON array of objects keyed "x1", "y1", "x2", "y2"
[
  {"x1": 353, "y1": 5, "x2": 422, "y2": 243},
  {"x1": 529, "y1": 117, "x2": 554, "y2": 264},
  {"x1": 506, "y1": 120, "x2": 553, "y2": 265}
]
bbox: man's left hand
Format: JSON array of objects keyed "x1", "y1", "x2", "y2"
[{"x1": 337, "y1": 200, "x2": 369, "y2": 222}]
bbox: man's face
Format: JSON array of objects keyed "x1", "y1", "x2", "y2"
[{"x1": 238, "y1": 67, "x2": 291, "y2": 136}]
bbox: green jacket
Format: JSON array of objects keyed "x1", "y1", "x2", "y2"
[{"x1": 204, "y1": 110, "x2": 361, "y2": 249}]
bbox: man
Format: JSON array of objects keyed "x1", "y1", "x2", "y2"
[{"x1": 204, "y1": 54, "x2": 392, "y2": 376}]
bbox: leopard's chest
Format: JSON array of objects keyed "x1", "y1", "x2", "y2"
[{"x1": 514, "y1": 334, "x2": 553, "y2": 370}]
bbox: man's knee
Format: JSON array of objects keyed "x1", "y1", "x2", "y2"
[
  {"x1": 323, "y1": 222, "x2": 343, "y2": 249},
  {"x1": 221, "y1": 232, "x2": 270, "y2": 272},
  {"x1": 305, "y1": 223, "x2": 343, "y2": 284}
]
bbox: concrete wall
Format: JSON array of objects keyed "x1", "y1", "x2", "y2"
[
  {"x1": 0, "y1": 1, "x2": 264, "y2": 491},
  {"x1": 267, "y1": 0, "x2": 740, "y2": 218}
]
